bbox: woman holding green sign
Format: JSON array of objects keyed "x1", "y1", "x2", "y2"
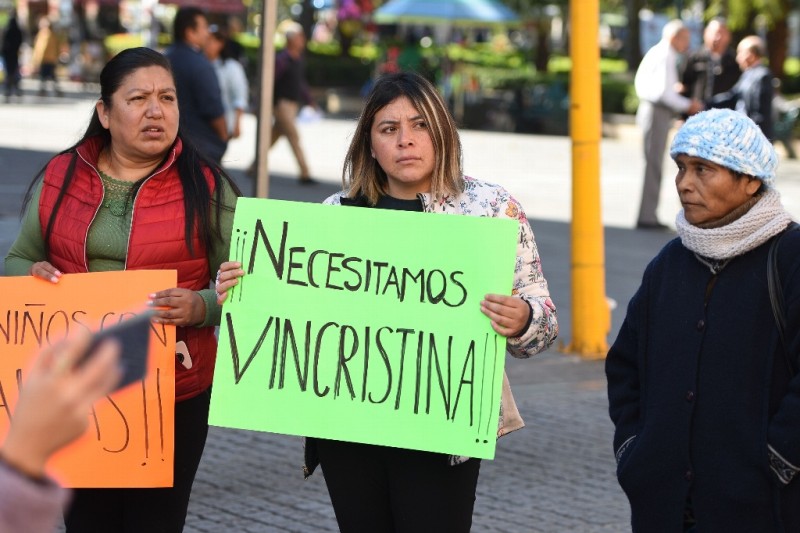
[{"x1": 216, "y1": 71, "x2": 558, "y2": 532}]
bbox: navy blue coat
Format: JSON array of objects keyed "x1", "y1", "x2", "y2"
[{"x1": 607, "y1": 227, "x2": 800, "y2": 532}]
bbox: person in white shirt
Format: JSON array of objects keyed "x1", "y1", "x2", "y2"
[{"x1": 634, "y1": 19, "x2": 703, "y2": 230}]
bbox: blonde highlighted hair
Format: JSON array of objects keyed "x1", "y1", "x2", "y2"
[{"x1": 342, "y1": 72, "x2": 464, "y2": 205}]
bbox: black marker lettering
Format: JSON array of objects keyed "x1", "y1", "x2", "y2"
[
  {"x1": 413, "y1": 331, "x2": 424, "y2": 414},
  {"x1": 444, "y1": 271, "x2": 468, "y2": 307},
  {"x1": 382, "y1": 266, "x2": 400, "y2": 299},
  {"x1": 307, "y1": 250, "x2": 327, "y2": 288},
  {"x1": 0, "y1": 310, "x2": 11, "y2": 344},
  {"x1": 425, "y1": 269, "x2": 448, "y2": 304},
  {"x1": 101, "y1": 396, "x2": 130, "y2": 453},
  {"x1": 369, "y1": 327, "x2": 393, "y2": 404},
  {"x1": 21, "y1": 310, "x2": 43, "y2": 347},
  {"x1": 452, "y1": 340, "x2": 476, "y2": 426},
  {"x1": 71, "y1": 311, "x2": 92, "y2": 335},
  {"x1": 334, "y1": 325, "x2": 358, "y2": 399},
  {"x1": 372, "y1": 262, "x2": 389, "y2": 294},
  {"x1": 0, "y1": 379, "x2": 12, "y2": 422},
  {"x1": 360, "y1": 326, "x2": 371, "y2": 402},
  {"x1": 312, "y1": 322, "x2": 339, "y2": 397},
  {"x1": 286, "y1": 247, "x2": 308, "y2": 287},
  {"x1": 427, "y1": 333, "x2": 452, "y2": 418},
  {"x1": 281, "y1": 318, "x2": 309, "y2": 391},
  {"x1": 342, "y1": 257, "x2": 364, "y2": 291},
  {"x1": 401, "y1": 268, "x2": 425, "y2": 303},
  {"x1": 226, "y1": 312, "x2": 274, "y2": 384},
  {"x1": 394, "y1": 328, "x2": 415, "y2": 410},
  {"x1": 325, "y1": 253, "x2": 345, "y2": 290},
  {"x1": 45, "y1": 310, "x2": 69, "y2": 345},
  {"x1": 249, "y1": 219, "x2": 289, "y2": 279},
  {"x1": 269, "y1": 317, "x2": 281, "y2": 389}
]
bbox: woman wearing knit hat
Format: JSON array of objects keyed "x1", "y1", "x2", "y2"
[{"x1": 606, "y1": 108, "x2": 800, "y2": 532}]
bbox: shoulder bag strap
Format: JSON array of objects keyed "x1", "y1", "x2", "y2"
[{"x1": 768, "y1": 221, "x2": 800, "y2": 376}]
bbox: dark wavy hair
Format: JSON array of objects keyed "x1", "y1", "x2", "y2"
[
  {"x1": 173, "y1": 7, "x2": 206, "y2": 44},
  {"x1": 23, "y1": 46, "x2": 241, "y2": 258}
]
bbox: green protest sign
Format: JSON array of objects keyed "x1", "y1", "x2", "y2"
[{"x1": 209, "y1": 198, "x2": 518, "y2": 459}]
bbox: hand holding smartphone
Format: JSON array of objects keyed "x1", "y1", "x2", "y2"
[{"x1": 82, "y1": 311, "x2": 154, "y2": 391}]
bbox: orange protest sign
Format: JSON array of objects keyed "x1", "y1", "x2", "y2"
[{"x1": 0, "y1": 270, "x2": 176, "y2": 488}]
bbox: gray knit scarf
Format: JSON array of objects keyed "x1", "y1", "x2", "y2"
[{"x1": 675, "y1": 188, "x2": 794, "y2": 264}]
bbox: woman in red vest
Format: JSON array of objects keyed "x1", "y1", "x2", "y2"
[{"x1": 4, "y1": 47, "x2": 240, "y2": 532}]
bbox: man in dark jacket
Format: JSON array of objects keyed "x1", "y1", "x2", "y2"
[
  {"x1": 680, "y1": 19, "x2": 740, "y2": 106},
  {"x1": 165, "y1": 7, "x2": 228, "y2": 163},
  {"x1": 710, "y1": 35, "x2": 774, "y2": 139}
]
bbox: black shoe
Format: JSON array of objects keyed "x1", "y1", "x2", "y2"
[
  {"x1": 298, "y1": 177, "x2": 318, "y2": 185},
  {"x1": 636, "y1": 221, "x2": 671, "y2": 231}
]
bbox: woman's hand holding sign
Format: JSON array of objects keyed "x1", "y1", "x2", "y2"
[
  {"x1": 480, "y1": 294, "x2": 531, "y2": 338},
  {"x1": 215, "y1": 261, "x2": 244, "y2": 304},
  {"x1": 29, "y1": 261, "x2": 62, "y2": 284},
  {"x1": 148, "y1": 288, "x2": 206, "y2": 326}
]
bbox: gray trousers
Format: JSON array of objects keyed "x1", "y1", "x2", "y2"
[{"x1": 637, "y1": 101, "x2": 674, "y2": 225}]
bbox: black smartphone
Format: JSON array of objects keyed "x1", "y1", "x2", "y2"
[{"x1": 82, "y1": 311, "x2": 154, "y2": 391}]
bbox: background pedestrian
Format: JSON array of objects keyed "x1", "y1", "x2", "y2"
[
  {"x1": 634, "y1": 20, "x2": 703, "y2": 230},
  {"x1": 710, "y1": 35, "x2": 774, "y2": 139},
  {"x1": 31, "y1": 16, "x2": 61, "y2": 97},
  {"x1": 204, "y1": 25, "x2": 249, "y2": 142},
  {"x1": 1, "y1": 10, "x2": 23, "y2": 101},
  {"x1": 680, "y1": 18, "x2": 740, "y2": 106},
  {"x1": 270, "y1": 21, "x2": 317, "y2": 184},
  {"x1": 166, "y1": 7, "x2": 228, "y2": 164}
]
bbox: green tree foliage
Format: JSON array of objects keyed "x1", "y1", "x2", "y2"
[
  {"x1": 707, "y1": 0, "x2": 787, "y2": 29},
  {"x1": 706, "y1": 0, "x2": 799, "y2": 79}
]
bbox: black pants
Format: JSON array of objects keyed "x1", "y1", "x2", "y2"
[
  {"x1": 64, "y1": 389, "x2": 211, "y2": 533},
  {"x1": 316, "y1": 439, "x2": 481, "y2": 533},
  {"x1": 2, "y1": 55, "x2": 19, "y2": 95}
]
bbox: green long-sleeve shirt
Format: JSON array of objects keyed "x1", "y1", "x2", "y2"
[{"x1": 4, "y1": 177, "x2": 239, "y2": 328}]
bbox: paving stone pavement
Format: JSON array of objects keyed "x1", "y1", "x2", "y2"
[{"x1": 179, "y1": 356, "x2": 627, "y2": 533}]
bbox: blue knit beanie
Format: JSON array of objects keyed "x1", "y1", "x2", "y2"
[{"x1": 670, "y1": 108, "x2": 778, "y2": 186}]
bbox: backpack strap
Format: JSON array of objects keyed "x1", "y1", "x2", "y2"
[{"x1": 768, "y1": 221, "x2": 800, "y2": 376}]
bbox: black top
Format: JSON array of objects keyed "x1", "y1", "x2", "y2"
[
  {"x1": 375, "y1": 195, "x2": 424, "y2": 212},
  {"x1": 273, "y1": 49, "x2": 307, "y2": 104},
  {"x1": 681, "y1": 48, "x2": 741, "y2": 102}
]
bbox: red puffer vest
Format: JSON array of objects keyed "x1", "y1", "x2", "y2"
[{"x1": 39, "y1": 136, "x2": 218, "y2": 402}]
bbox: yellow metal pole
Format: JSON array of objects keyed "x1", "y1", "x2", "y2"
[
  {"x1": 255, "y1": 0, "x2": 278, "y2": 199},
  {"x1": 567, "y1": 0, "x2": 609, "y2": 357}
]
